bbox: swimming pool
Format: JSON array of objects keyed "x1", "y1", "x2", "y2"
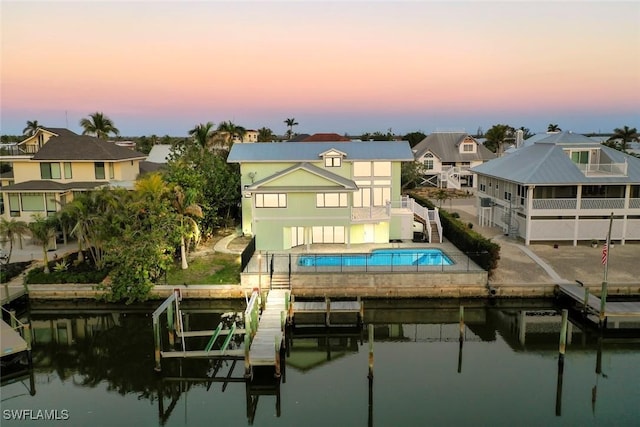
[{"x1": 297, "y1": 248, "x2": 454, "y2": 267}]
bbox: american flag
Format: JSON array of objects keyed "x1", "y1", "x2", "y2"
[{"x1": 601, "y1": 243, "x2": 608, "y2": 265}]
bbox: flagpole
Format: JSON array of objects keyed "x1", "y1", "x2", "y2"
[{"x1": 599, "y1": 212, "x2": 614, "y2": 326}]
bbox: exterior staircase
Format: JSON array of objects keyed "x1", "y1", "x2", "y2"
[
  {"x1": 429, "y1": 220, "x2": 440, "y2": 243},
  {"x1": 270, "y1": 274, "x2": 291, "y2": 290},
  {"x1": 441, "y1": 167, "x2": 461, "y2": 190}
]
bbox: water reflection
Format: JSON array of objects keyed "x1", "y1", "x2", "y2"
[{"x1": 2, "y1": 299, "x2": 639, "y2": 426}]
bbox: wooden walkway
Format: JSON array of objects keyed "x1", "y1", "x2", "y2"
[
  {"x1": 248, "y1": 289, "x2": 288, "y2": 368},
  {"x1": 292, "y1": 298, "x2": 363, "y2": 326},
  {"x1": 1, "y1": 319, "x2": 28, "y2": 358},
  {"x1": 557, "y1": 283, "x2": 640, "y2": 318}
]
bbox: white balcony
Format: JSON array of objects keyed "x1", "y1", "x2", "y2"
[{"x1": 575, "y1": 161, "x2": 628, "y2": 177}]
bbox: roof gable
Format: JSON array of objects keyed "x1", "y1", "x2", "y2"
[
  {"x1": 413, "y1": 132, "x2": 495, "y2": 162},
  {"x1": 247, "y1": 162, "x2": 357, "y2": 191}
]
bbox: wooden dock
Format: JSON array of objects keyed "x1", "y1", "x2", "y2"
[
  {"x1": 1, "y1": 308, "x2": 31, "y2": 363},
  {"x1": 556, "y1": 283, "x2": 640, "y2": 319},
  {"x1": 292, "y1": 297, "x2": 363, "y2": 326},
  {"x1": 1, "y1": 320, "x2": 28, "y2": 357},
  {"x1": 248, "y1": 289, "x2": 289, "y2": 373}
]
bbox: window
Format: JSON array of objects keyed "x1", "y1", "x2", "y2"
[
  {"x1": 463, "y1": 143, "x2": 474, "y2": 152},
  {"x1": 353, "y1": 162, "x2": 371, "y2": 176},
  {"x1": 373, "y1": 187, "x2": 391, "y2": 206},
  {"x1": 21, "y1": 193, "x2": 45, "y2": 211},
  {"x1": 316, "y1": 193, "x2": 347, "y2": 207},
  {"x1": 9, "y1": 194, "x2": 20, "y2": 217},
  {"x1": 373, "y1": 162, "x2": 391, "y2": 176},
  {"x1": 504, "y1": 192, "x2": 512, "y2": 201},
  {"x1": 46, "y1": 194, "x2": 57, "y2": 216},
  {"x1": 571, "y1": 151, "x2": 589, "y2": 164},
  {"x1": 95, "y1": 162, "x2": 105, "y2": 179},
  {"x1": 40, "y1": 163, "x2": 61, "y2": 179},
  {"x1": 64, "y1": 162, "x2": 72, "y2": 179},
  {"x1": 479, "y1": 183, "x2": 486, "y2": 192},
  {"x1": 324, "y1": 157, "x2": 341, "y2": 167},
  {"x1": 423, "y1": 153, "x2": 434, "y2": 170},
  {"x1": 353, "y1": 188, "x2": 371, "y2": 207},
  {"x1": 312, "y1": 226, "x2": 345, "y2": 243},
  {"x1": 255, "y1": 193, "x2": 287, "y2": 208}
]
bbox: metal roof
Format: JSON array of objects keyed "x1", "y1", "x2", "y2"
[
  {"x1": 471, "y1": 133, "x2": 640, "y2": 184},
  {"x1": 227, "y1": 141, "x2": 414, "y2": 163}
]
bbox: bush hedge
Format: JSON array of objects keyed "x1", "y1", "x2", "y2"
[
  {"x1": 0, "y1": 261, "x2": 31, "y2": 283},
  {"x1": 26, "y1": 251, "x2": 109, "y2": 284},
  {"x1": 409, "y1": 192, "x2": 500, "y2": 276}
]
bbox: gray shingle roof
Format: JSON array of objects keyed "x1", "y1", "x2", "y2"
[
  {"x1": 412, "y1": 132, "x2": 496, "y2": 162},
  {"x1": 471, "y1": 133, "x2": 640, "y2": 184},
  {"x1": 32, "y1": 131, "x2": 146, "y2": 161},
  {"x1": 1, "y1": 180, "x2": 106, "y2": 192},
  {"x1": 227, "y1": 141, "x2": 414, "y2": 163}
]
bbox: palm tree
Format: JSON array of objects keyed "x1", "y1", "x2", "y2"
[
  {"x1": 608, "y1": 126, "x2": 639, "y2": 152},
  {"x1": 188, "y1": 122, "x2": 215, "y2": 149},
  {"x1": 257, "y1": 127, "x2": 274, "y2": 142},
  {"x1": 28, "y1": 215, "x2": 57, "y2": 274},
  {"x1": 22, "y1": 120, "x2": 40, "y2": 137},
  {"x1": 217, "y1": 121, "x2": 246, "y2": 146},
  {"x1": 0, "y1": 218, "x2": 30, "y2": 263},
  {"x1": 80, "y1": 112, "x2": 120, "y2": 139},
  {"x1": 171, "y1": 185, "x2": 203, "y2": 269},
  {"x1": 284, "y1": 118, "x2": 298, "y2": 140},
  {"x1": 547, "y1": 124, "x2": 561, "y2": 132}
]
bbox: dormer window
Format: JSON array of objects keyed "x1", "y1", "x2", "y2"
[
  {"x1": 321, "y1": 149, "x2": 346, "y2": 168},
  {"x1": 463, "y1": 143, "x2": 474, "y2": 152},
  {"x1": 325, "y1": 156, "x2": 341, "y2": 167}
]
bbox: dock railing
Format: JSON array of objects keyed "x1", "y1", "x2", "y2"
[{"x1": 1, "y1": 306, "x2": 32, "y2": 352}]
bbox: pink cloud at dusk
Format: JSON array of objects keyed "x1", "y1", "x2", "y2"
[{"x1": 1, "y1": 1, "x2": 638, "y2": 136}]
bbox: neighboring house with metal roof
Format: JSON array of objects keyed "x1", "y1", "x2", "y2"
[
  {"x1": 227, "y1": 141, "x2": 442, "y2": 250},
  {"x1": 412, "y1": 132, "x2": 496, "y2": 189},
  {"x1": 471, "y1": 131, "x2": 640, "y2": 245},
  {"x1": 1, "y1": 127, "x2": 146, "y2": 223}
]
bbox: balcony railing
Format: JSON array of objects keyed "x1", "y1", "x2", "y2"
[
  {"x1": 0, "y1": 145, "x2": 38, "y2": 156},
  {"x1": 580, "y1": 198, "x2": 625, "y2": 209},
  {"x1": 531, "y1": 198, "x2": 635, "y2": 210},
  {"x1": 532, "y1": 199, "x2": 577, "y2": 210},
  {"x1": 575, "y1": 161, "x2": 628, "y2": 176},
  {"x1": 351, "y1": 205, "x2": 390, "y2": 221}
]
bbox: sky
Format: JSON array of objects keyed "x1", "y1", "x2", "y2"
[{"x1": 1, "y1": 0, "x2": 639, "y2": 137}]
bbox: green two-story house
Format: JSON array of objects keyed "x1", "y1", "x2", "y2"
[{"x1": 227, "y1": 140, "x2": 439, "y2": 251}]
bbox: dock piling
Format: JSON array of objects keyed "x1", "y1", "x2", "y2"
[
  {"x1": 558, "y1": 309, "x2": 568, "y2": 364},
  {"x1": 368, "y1": 324, "x2": 374, "y2": 379}
]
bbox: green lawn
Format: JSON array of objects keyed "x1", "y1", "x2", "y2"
[{"x1": 166, "y1": 252, "x2": 241, "y2": 285}]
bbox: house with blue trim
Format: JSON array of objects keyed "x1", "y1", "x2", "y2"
[{"x1": 227, "y1": 140, "x2": 441, "y2": 251}]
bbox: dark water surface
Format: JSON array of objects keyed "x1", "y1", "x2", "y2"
[{"x1": 2, "y1": 299, "x2": 639, "y2": 427}]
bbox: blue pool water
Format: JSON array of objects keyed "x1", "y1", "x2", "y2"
[{"x1": 297, "y1": 248, "x2": 453, "y2": 267}]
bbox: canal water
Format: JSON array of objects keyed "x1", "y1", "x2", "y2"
[{"x1": 1, "y1": 299, "x2": 639, "y2": 427}]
